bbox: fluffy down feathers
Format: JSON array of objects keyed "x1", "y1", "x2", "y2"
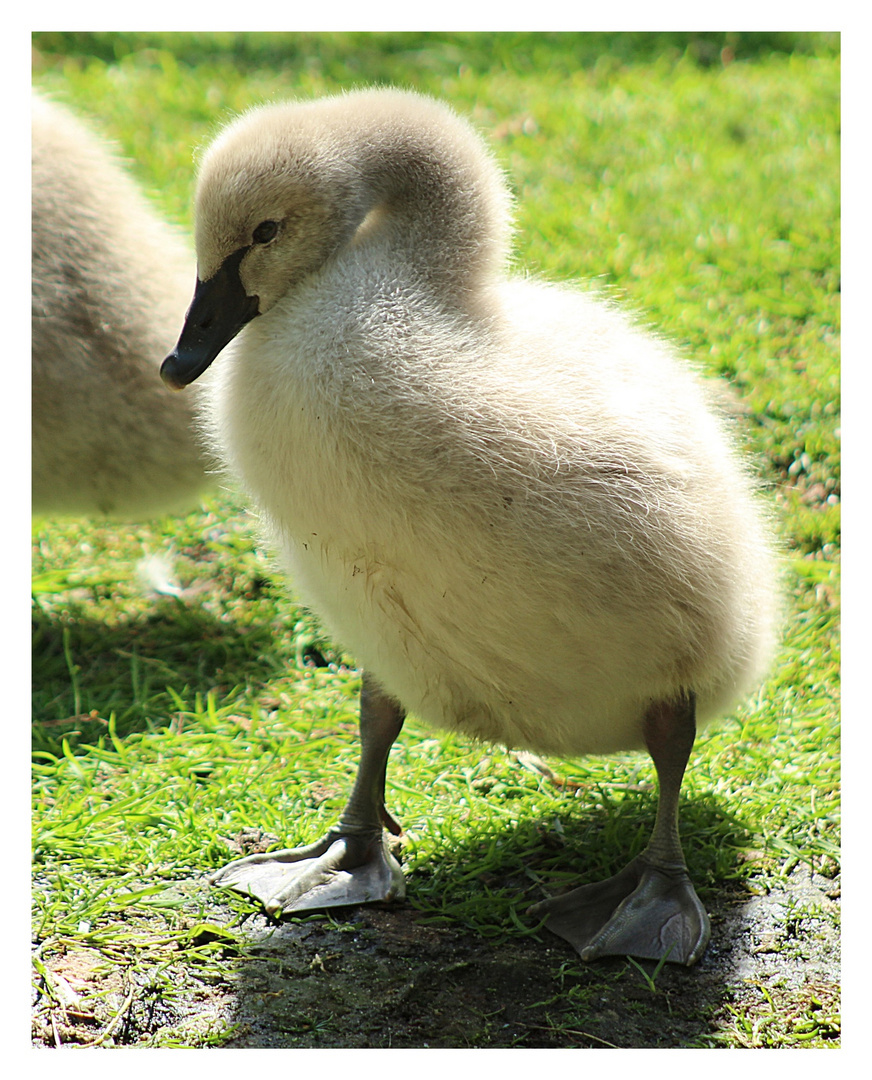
[{"x1": 192, "y1": 88, "x2": 779, "y2": 755}]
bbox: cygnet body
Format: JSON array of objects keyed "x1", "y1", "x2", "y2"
[
  {"x1": 163, "y1": 88, "x2": 779, "y2": 966},
  {"x1": 32, "y1": 90, "x2": 211, "y2": 518}
]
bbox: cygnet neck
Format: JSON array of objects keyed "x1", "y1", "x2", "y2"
[{"x1": 333, "y1": 98, "x2": 512, "y2": 300}]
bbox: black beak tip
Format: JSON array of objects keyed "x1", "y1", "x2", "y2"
[
  {"x1": 160, "y1": 352, "x2": 190, "y2": 391},
  {"x1": 161, "y1": 250, "x2": 261, "y2": 391}
]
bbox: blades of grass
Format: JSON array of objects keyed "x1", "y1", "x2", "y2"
[{"x1": 61, "y1": 628, "x2": 82, "y2": 717}]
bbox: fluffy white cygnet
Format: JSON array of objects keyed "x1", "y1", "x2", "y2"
[
  {"x1": 32, "y1": 90, "x2": 212, "y2": 518},
  {"x1": 162, "y1": 88, "x2": 780, "y2": 966}
]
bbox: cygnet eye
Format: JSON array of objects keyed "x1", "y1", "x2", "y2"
[{"x1": 252, "y1": 220, "x2": 279, "y2": 245}]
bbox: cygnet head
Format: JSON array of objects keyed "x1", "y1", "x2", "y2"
[{"x1": 161, "y1": 88, "x2": 511, "y2": 390}]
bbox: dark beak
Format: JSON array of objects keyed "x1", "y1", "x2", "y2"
[{"x1": 161, "y1": 247, "x2": 260, "y2": 390}]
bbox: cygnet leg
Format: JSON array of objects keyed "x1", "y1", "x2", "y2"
[
  {"x1": 209, "y1": 673, "x2": 406, "y2": 916},
  {"x1": 529, "y1": 692, "x2": 711, "y2": 966}
]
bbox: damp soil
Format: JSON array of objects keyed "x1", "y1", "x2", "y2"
[{"x1": 32, "y1": 861, "x2": 840, "y2": 1049}]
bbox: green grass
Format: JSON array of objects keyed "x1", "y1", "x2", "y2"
[{"x1": 32, "y1": 32, "x2": 840, "y2": 1048}]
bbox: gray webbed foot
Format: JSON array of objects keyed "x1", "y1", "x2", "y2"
[
  {"x1": 529, "y1": 853, "x2": 710, "y2": 965},
  {"x1": 531, "y1": 691, "x2": 710, "y2": 967},
  {"x1": 209, "y1": 829, "x2": 405, "y2": 916},
  {"x1": 209, "y1": 672, "x2": 407, "y2": 918}
]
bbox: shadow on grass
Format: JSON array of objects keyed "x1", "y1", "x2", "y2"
[
  {"x1": 203, "y1": 795, "x2": 770, "y2": 1048},
  {"x1": 207, "y1": 775, "x2": 837, "y2": 1048},
  {"x1": 31, "y1": 593, "x2": 294, "y2": 752}
]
